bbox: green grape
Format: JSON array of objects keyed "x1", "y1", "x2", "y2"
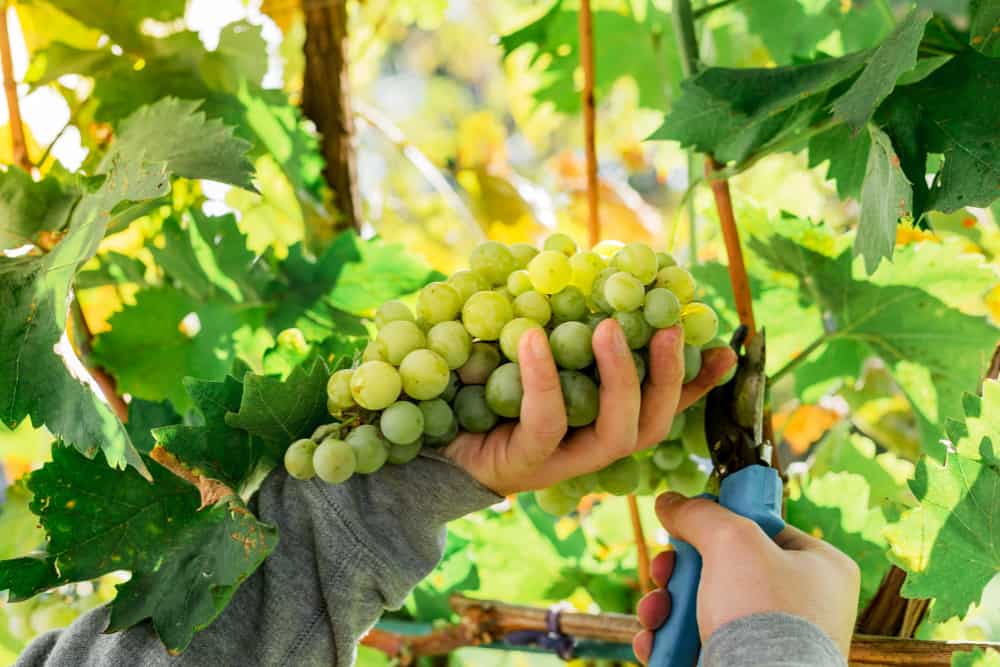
[
  {"x1": 613, "y1": 310, "x2": 653, "y2": 350},
  {"x1": 440, "y1": 371, "x2": 461, "y2": 402},
  {"x1": 346, "y1": 425, "x2": 389, "y2": 474},
  {"x1": 284, "y1": 438, "x2": 317, "y2": 479},
  {"x1": 633, "y1": 351, "x2": 648, "y2": 384},
  {"x1": 550, "y1": 285, "x2": 587, "y2": 324},
  {"x1": 362, "y1": 339, "x2": 387, "y2": 362},
  {"x1": 557, "y1": 472, "x2": 598, "y2": 499},
  {"x1": 593, "y1": 239, "x2": 625, "y2": 259},
  {"x1": 375, "y1": 300, "x2": 415, "y2": 329},
  {"x1": 611, "y1": 242, "x2": 658, "y2": 284},
  {"x1": 681, "y1": 303, "x2": 719, "y2": 347},
  {"x1": 499, "y1": 317, "x2": 543, "y2": 362},
  {"x1": 387, "y1": 441, "x2": 422, "y2": 464},
  {"x1": 559, "y1": 370, "x2": 599, "y2": 427},
  {"x1": 462, "y1": 291, "x2": 513, "y2": 340},
  {"x1": 702, "y1": 337, "x2": 735, "y2": 385},
  {"x1": 635, "y1": 457, "x2": 663, "y2": 495},
  {"x1": 326, "y1": 369, "x2": 355, "y2": 412},
  {"x1": 457, "y1": 342, "x2": 502, "y2": 384},
  {"x1": 485, "y1": 362, "x2": 523, "y2": 418},
  {"x1": 377, "y1": 320, "x2": 427, "y2": 365},
  {"x1": 425, "y1": 418, "x2": 459, "y2": 448},
  {"x1": 667, "y1": 408, "x2": 686, "y2": 440},
  {"x1": 448, "y1": 270, "x2": 489, "y2": 302},
  {"x1": 509, "y1": 242, "x2": 539, "y2": 269},
  {"x1": 589, "y1": 268, "x2": 617, "y2": 313},
  {"x1": 313, "y1": 438, "x2": 356, "y2": 484},
  {"x1": 604, "y1": 271, "x2": 645, "y2": 312},
  {"x1": 277, "y1": 327, "x2": 308, "y2": 354},
  {"x1": 586, "y1": 311, "x2": 609, "y2": 331},
  {"x1": 417, "y1": 282, "x2": 462, "y2": 325},
  {"x1": 513, "y1": 290, "x2": 552, "y2": 326},
  {"x1": 569, "y1": 250, "x2": 605, "y2": 294},
  {"x1": 380, "y1": 401, "x2": 425, "y2": 445},
  {"x1": 597, "y1": 456, "x2": 640, "y2": 495},
  {"x1": 350, "y1": 361, "x2": 402, "y2": 410},
  {"x1": 656, "y1": 251, "x2": 677, "y2": 269},
  {"x1": 535, "y1": 486, "x2": 579, "y2": 516},
  {"x1": 399, "y1": 349, "x2": 450, "y2": 400},
  {"x1": 643, "y1": 287, "x2": 681, "y2": 328},
  {"x1": 427, "y1": 320, "x2": 472, "y2": 370},
  {"x1": 652, "y1": 441, "x2": 686, "y2": 471},
  {"x1": 506, "y1": 269, "x2": 533, "y2": 296},
  {"x1": 454, "y1": 385, "x2": 499, "y2": 433},
  {"x1": 666, "y1": 457, "x2": 708, "y2": 496},
  {"x1": 544, "y1": 232, "x2": 577, "y2": 257},
  {"x1": 656, "y1": 266, "x2": 696, "y2": 303},
  {"x1": 494, "y1": 286, "x2": 514, "y2": 302},
  {"x1": 683, "y1": 344, "x2": 702, "y2": 384},
  {"x1": 470, "y1": 240, "x2": 516, "y2": 285},
  {"x1": 528, "y1": 250, "x2": 572, "y2": 294},
  {"x1": 681, "y1": 403, "x2": 710, "y2": 457},
  {"x1": 420, "y1": 398, "x2": 457, "y2": 438},
  {"x1": 549, "y1": 322, "x2": 594, "y2": 370}
]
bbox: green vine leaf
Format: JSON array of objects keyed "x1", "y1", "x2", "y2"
[
  {"x1": 0, "y1": 166, "x2": 78, "y2": 250},
  {"x1": 856, "y1": 125, "x2": 913, "y2": 273},
  {"x1": 953, "y1": 648, "x2": 1000, "y2": 667},
  {"x1": 970, "y1": 0, "x2": 1000, "y2": 56},
  {"x1": 808, "y1": 123, "x2": 871, "y2": 200},
  {"x1": 42, "y1": 0, "x2": 186, "y2": 51}
]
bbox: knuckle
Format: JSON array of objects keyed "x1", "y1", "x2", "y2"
[{"x1": 712, "y1": 516, "x2": 760, "y2": 548}]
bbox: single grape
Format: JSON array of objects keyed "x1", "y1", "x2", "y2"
[
  {"x1": 346, "y1": 425, "x2": 389, "y2": 474},
  {"x1": 350, "y1": 361, "x2": 402, "y2": 410},
  {"x1": 326, "y1": 369, "x2": 355, "y2": 412},
  {"x1": 592, "y1": 239, "x2": 625, "y2": 259},
  {"x1": 417, "y1": 282, "x2": 462, "y2": 325},
  {"x1": 656, "y1": 251, "x2": 677, "y2": 269},
  {"x1": 313, "y1": 438, "x2": 356, "y2": 484},
  {"x1": 643, "y1": 287, "x2": 681, "y2": 328},
  {"x1": 462, "y1": 291, "x2": 513, "y2": 340},
  {"x1": 681, "y1": 302, "x2": 719, "y2": 346},
  {"x1": 543, "y1": 232, "x2": 577, "y2": 257},
  {"x1": 377, "y1": 320, "x2": 426, "y2": 365},
  {"x1": 440, "y1": 371, "x2": 461, "y2": 402},
  {"x1": 611, "y1": 242, "x2": 658, "y2": 284},
  {"x1": 559, "y1": 370, "x2": 599, "y2": 427},
  {"x1": 454, "y1": 385, "x2": 499, "y2": 433},
  {"x1": 549, "y1": 321, "x2": 594, "y2": 370},
  {"x1": 448, "y1": 270, "x2": 489, "y2": 302},
  {"x1": 589, "y1": 267, "x2": 617, "y2": 313},
  {"x1": 666, "y1": 457, "x2": 708, "y2": 496},
  {"x1": 597, "y1": 456, "x2": 640, "y2": 495},
  {"x1": 513, "y1": 290, "x2": 552, "y2": 326},
  {"x1": 528, "y1": 250, "x2": 572, "y2": 294},
  {"x1": 427, "y1": 320, "x2": 472, "y2": 370},
  {"x1": 550, "y1": 285, "x2": 588, "y2": 324},
  {"x1": 604, "y1": 271, "x2": 645, "y2": 312},
  {"x1": 656, "y1": 266, "x2": 696, "y2": 303},
  {"x1": 485, "y1": 362, "x2": 523, "y2": 418},
  {"x1": 424, "y1": 418, "x2": 459, "y2": 448},
  {"x1": 277, "y1": 327, "x2": 308, "y2": 354},
  {"x1": 494, "y1": 286, "x2": 514, "y2": 302},
  {"x1": 470, "y1": 241, "x2": 516, "y2": 286},
  {"x1": 387, "y1": 441, "x2": 422, "y2": 464},
  {"x1": 509, "y1": 242, "x2": 539, "y2": 269},
  {"x1": 557, "y1": 472, "x2": 598, "y2": 499},
  {"x1": 420, "y1": 398, "x2": 457, "y2": 438},
  {"x1": 457, "y1": 342, "x2": 502, "y2": 384},
  {"x1": 633, "y1": 351, "x2": 648, "y2": 384},
  {"x1": 681, "y1": 403, "x2": 709, "y2": 458},
  {"x1": 380, "y1": 401, "x2": 425, "y2": 445},
  {"x1": 635, "y1": 457, "x2": 663, "y2": 495},
  {"x1": 667, "y1": 408, "x2": 686, "y2": 440},
  {"x1": 613, "y1": 310, "x2": 653, "y2": 349},
  {"x1": 284, "y1": 438, "x2": 317, "y2": 479},
  {"x1": 535, "y1": 486, "x2": 578, "y2": 516},
  {"x1": 569, "y1": 250, "x2": 606, "y2": 294},
  {"x1": 585, "y1": 311, "x2": 609, "y2": 331},
  {"x1": 506, "y1": 269, "x2": 533, "y2": 296},
  {"x1": 499, "y1": 317, "x2": 543, "y2": 362},
  {"x1": 362, "y1": 339, "x2": 387, "y2": 362},
  {"x1": 683, "y1": 344, "x2": 702, "y2": 383},
  {"x1": 375, "y1": 300, "x2": 415, "y2": 329},
  {"x1": 652, "y1": 441, "x2": 686, "y2": 471},
  {"x1": 399, "y1": 348, "x2": 450, "y2": 400}
]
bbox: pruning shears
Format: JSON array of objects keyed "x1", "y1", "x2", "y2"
[{"x1": 649, "y1": 328, "x2": 785, "y2": 667}]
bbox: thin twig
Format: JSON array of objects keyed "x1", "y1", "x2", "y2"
[
  {"x1": 70, "y1": 298, "x2": 129, "y2": 422},
  {"x1": 626, "y1": 495, "x2": 652, "y2": 593},
  {"x1": 704, "y1": 157, "x2": 756, "y2": 334},
  {"x1": 692, "y1": 0, "x2": 744, "y2": 19},
  {"x1": 578, "y1": 0, "x2": 599, "y2": 248},
  {"x1": 672, "y1": 0, "x2": 699, "y2": 78},
  {"x1": 0, "y1": 1, "x2": 30, "y2": 170}
]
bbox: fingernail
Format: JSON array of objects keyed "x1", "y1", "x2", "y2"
[
  {"x1": 612, "y1": 323, "x2": 630, "y2": 357},
  {"x1": 528, "y1": 329, "x2": 548, "y2": 361}
]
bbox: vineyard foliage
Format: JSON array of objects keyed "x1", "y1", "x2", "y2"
[{"x1": 0, "y1": 0, "x2": 999, "y2": 664}]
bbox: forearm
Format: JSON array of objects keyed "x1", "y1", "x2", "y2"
[
  {"x1": 702, "y1": 612, "x2": 846, "y2": 667},
  {"x1": 16, "y1": 452, "x2": 500, "y2": 666}
]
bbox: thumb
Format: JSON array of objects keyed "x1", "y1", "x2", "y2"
[{"x1": 655, "y1": 492, "x2": 768, "y2": 558}]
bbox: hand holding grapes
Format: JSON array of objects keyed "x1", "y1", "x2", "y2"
[{"x1": 444, "y1": 320, "x2": 736, "y2": 496}]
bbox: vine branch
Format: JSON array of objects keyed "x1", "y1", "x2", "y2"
[
  {"x1": 69, "y1": 298, "x2": 129, "y2": 422},
  {"x1": 578, "y1": 0, "x2": 599, "y2": 248},
  {"x1": 0, "y1": 0, "x2": 30, "y2": 170},
  {"x1": 626, "y1": 495, "x2": 653, "y2": 593}
]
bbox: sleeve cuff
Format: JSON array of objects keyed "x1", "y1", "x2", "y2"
[{"x1": 702, "y1": 613, "x2": 846, "y2": 667}]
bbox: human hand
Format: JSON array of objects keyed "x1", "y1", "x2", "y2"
[
  {"x1": 631, "y1": 492, "x2": 861, "y2": 663},
  {"x1": 444, "y1": 319, "x2": 736, "y2": 496}
]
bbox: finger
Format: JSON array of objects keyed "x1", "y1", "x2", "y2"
[
  {"x1": 655, "y1": 492, "x2": 768, "y2": 559},
  {"x1": 590, "y1": 318, "x2": 642, "y2": 451},
  {"x1": 632, "y1": 630, "x2": 654, "y2": 665},
  {"x1": 637, "y1": 327, "x2": 684, "y2": 448},
  {"x1": 676, "y1": 347, "x2": 737, "y2": 412},
  {"x1": 637, "y1": 589, "x2": 671, "y2": 630},
  {"x1": 650, "y1": 550, "x2": 675, "y2": 588},
  {"x1": 774, "y1": 524, "x2": 842, "y2": 556},
  {"x1": 509, "y1": 328, "x2": 567, "y2": 466}
]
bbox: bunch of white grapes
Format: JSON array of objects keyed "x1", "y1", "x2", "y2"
[{"x1": 283, "y1": 235, "x2": 729, "y2": 515}]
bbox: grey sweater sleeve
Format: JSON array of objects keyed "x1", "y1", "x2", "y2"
[
  {"x1": 702, "y1": 612, "x2": 847, "y2": 667},
  {"x1": 15, "y1": 451, "x2": 501, "y2": 667}
]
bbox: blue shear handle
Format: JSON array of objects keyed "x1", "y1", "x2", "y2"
[{"x1": 648, "y1": 465, "x2": 784, "y2": 667}]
